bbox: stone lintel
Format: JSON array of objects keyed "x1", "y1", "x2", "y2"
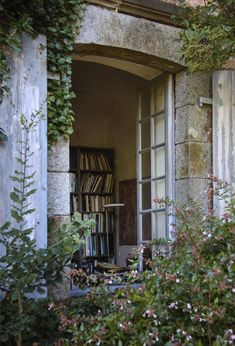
[{"x1": 77, "y1": 5, "x2": 183, "y2": 71}]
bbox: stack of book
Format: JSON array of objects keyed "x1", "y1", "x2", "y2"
[
  {"x1": 82, "y1": 213, "x2": 114, "y2": 233},
  {"x1": 71, "y1": 195, "x2": 79, "y2": 213},
  {"x1": 85, "y1": 234, "x2": 108, "y2": 257},
  {"x1": 80, "y1": 152, "x2": 111, "y2": 171},
  {"x1": 80, "y1": 173, "x2": 114, "y2": 193},
  {"x1": 82, "y1": 195, "x2": 112, "y2": 212}
]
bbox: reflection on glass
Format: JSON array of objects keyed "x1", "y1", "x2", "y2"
[
  {"x1": 142, "y1": 182, "x2": 151, "y2": 210},
  {"x1": 141, "y1": 151, "x2": 151, "y2": 180},
  {"x1": 155, "y1": 211, "x2": 166, "y2": 239},
  {"x1": 142, "y1": 213, "x2": 151, "y2": 240},
  {"x1": 154, "y1": 114, "x2": 165, "y2": 145},
  {"x1": 154, "y1": 83, "x2": 165, "y2": 112},
  {"x1": 141, "y1": 120, "x2": 150, "y2": 149},
  {"x1": 154, "y1": 147, "x2": 165, "y2": 177},
  {"x1": 140, "y1": 88, "x2": 150, "y2": 119}
]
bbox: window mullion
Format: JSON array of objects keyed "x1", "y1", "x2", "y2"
[
  {"x1": 150, "y1": 86, "x2": 156, "y2": 240},
  {"x1": 137, "y1": 93, "x2": 142, "y2": 244}
]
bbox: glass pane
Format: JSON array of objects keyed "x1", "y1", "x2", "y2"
[
  {"x1": 154, "y1": 82, "x2": 165, "y2": 113},
  {"x1": 142, "y1": 213, "x2": 151, "y2": 241},
  {"x1": 154, "y1": 179, "x2": 165, "y2": 205},
  {"x1": 154, "y1": 114, "x2": 165, "y2": 145},
  {"x1": 154, "y1": 211, "x2": 166, "y2": 239},
  {"x1": 140, "y1": 88, "x2": 150, "y2": 119},
  {"x1": 154, "y1": 147, "x2": 165, "y2": 178},
  {"x1": 142, "y1": 182, "x2": 151, "y2": 210},
  {"x1": 141, "y1": 151, "x2": 151, "y2": 180},
  {"x1": 141, "y1": 120, "x2": 150, "y2": 149}
]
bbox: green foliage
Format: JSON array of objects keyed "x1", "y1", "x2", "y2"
[
  {"x1": 0, "y1": 112, "x2": 95, "y2": 345},
  {"x1": 53, "y1": 182, "x2": 235, "y2": 345},
  {"x1": 175, "y1": 0, "x2": 235, "y2": 73},
  {"x1": 0, "y1": 0, "x2": 87, "y2": 144},
  {"x1": 52, "y1": 212, "x2": 96, "y2": 263}
]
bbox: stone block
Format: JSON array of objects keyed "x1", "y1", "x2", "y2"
[
  {"x1": 175, "y1": 178, "x2": 209, "y2": 210},
  {"x1": 48, "y1": 172, "x2": 70, "y2": 216},
  {"x1": 175, "y1": 104, "x2": 212, "y2": 144},
  {"x1": 48, "y1": 137, "x2": 69, "y2": 172},
  {"x1": 176, "y1": 142, "x2": 211, "y2": 179},
  {"x1": 175, "y1": 71, "x2": 212, "y2": 109}
]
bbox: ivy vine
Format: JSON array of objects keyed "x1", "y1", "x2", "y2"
[
  {"x1": 0, "y1": 0, "x2": 87, "y2": 144},
  {"x1": 175, "y1": 0, "x2": 235, "y2": 74}
]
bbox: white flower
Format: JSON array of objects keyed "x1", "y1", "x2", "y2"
[{"x1": 187, "y1": 303, "x2": 192, "y2": 309}]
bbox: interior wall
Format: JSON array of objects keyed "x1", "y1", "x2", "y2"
[{"x1": 71, "y1": 61, "x2": 144, "y2": 266}]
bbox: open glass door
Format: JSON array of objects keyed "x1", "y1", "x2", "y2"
[{"x1": 137, "y1": 74, "x2": 174, "y2": 247}]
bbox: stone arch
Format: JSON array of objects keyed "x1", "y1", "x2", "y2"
[{"x1": 74, "y1": 4, "x2": 184, "y2": 73}]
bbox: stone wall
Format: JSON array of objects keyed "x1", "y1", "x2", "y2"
[
  {"x1": 48, "y1": 137, "x2": 71, "y2": 238},
  {"x1": 0, "y1": 33, "x2": 47, "y2": 249},
  {"x1": 48, "y1": 137, "x2": 71, "y2": 299},
  {"x1": 175, "y1": 71, "x2": 212, "y2": 207}
]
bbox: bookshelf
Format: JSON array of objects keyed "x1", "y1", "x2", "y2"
[{"x1": 69, "y1": 147, "x2": 115, "y2": 273}]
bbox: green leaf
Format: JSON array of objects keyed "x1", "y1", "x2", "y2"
[
  {"x1": 10, "y1": 192, "x2": 21, "y2": 204},
  {"x1": 24, "y1": 189, "x2": 37, "y2": 197},
  {"x1": 11, "y1": 210, "x2": 23, "y2": 222}
]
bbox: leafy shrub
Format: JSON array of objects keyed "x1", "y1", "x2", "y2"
[
  {"x1": 53, "y1": 181, "x2": 235, "y2": 345},
  {"x1": 175, "y1": 0, "x2": 235, "y2": 73},
  {"x1": 0, "y1": 112, "x2": 94, "y2": 345}
]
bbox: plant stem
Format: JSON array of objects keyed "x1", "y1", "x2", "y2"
[{"x1": 17, "y1": 293, "x2": 23, "y2": 346}]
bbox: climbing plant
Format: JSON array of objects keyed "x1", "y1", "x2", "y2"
[
  {"x1": 0, "y1": 0, "x2": 87, "y2": 144},
  {"x1": 175, "y1": 0, "x2": 235, "y2": 73}
]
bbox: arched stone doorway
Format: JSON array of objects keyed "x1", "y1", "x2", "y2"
[{"x1": 48, "y1": 2, "x2": 212, "y2": 270}]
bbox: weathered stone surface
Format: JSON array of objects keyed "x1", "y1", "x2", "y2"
[
  {"x1": 48, "y1": 215, "x2": 71, "y2": 245},
  {"x1": 48, "y1": 172, "x2": 70, "y2": 216},
  {"x1": 175, "y1": 178, "x2": 209, "y2": 210},
  {"x1": 48, "y1": 215, "x2": 72, "y2": 300},
  {"x1": 175, "y1": 71, "x2": 212, "y2": 108},
  {"x1": 213, "y1": 70, "x2": 235, "y2": 216},
  {"x1": 0, "y1": 34, "x2": 47, "y2": 250},
  {"x1": 176, "y1": 142, "x2": 211, "y2": 179},
  {"x1": 175, "y1": 104, "x2": 212, "y2": 144},
  {"x1": 48, "y1": 137, "x2": 69, "y2": 172},
  {"x1": 50, "y1": 266, "x2": 71, "y2": 300},
  {"x1": 76, "y1": 5, "x2": 183, "y2": 72}
]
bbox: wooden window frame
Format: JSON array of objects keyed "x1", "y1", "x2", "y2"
[{"x1": 137, "y1": 73, "x2": 175, "y2": 246}]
